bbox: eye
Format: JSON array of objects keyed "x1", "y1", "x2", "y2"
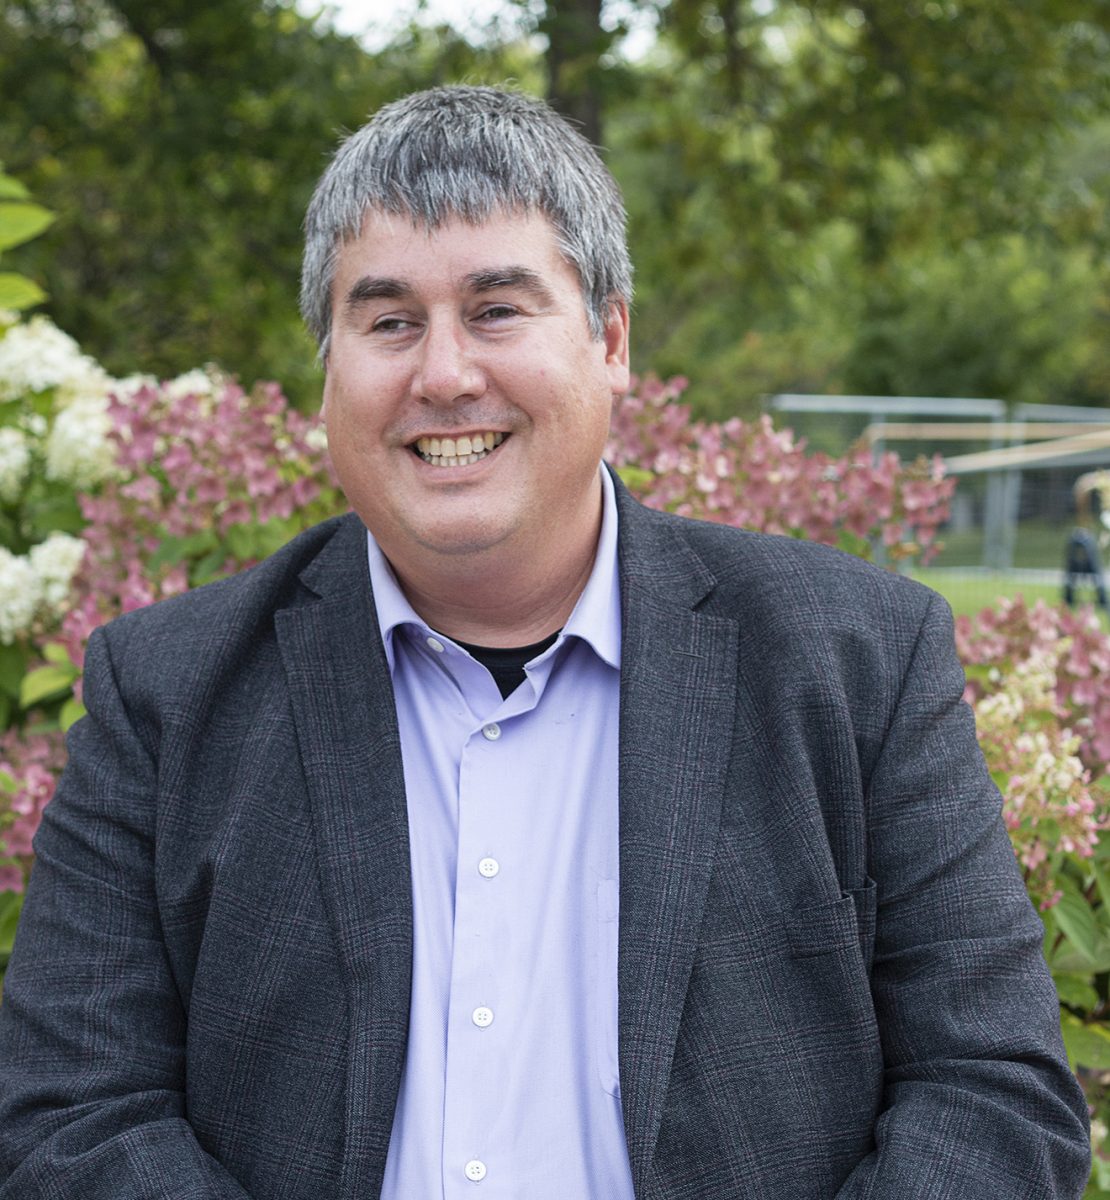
[
  {"x1": 371, "y1": 315, "x2": 418, "y2": 334},
  {"x1": 476, "y1": 303, "x2": 518, "y2": 322}
]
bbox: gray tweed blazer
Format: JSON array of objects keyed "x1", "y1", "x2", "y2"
[{"x1": 0, "y1": 478, "x2": 1091, "y2": 1198}]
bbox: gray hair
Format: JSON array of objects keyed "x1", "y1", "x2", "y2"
[{"x1": 300, "y1": 85, "x2": 633, "y2": 355}]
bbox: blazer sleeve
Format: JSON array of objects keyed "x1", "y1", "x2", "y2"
[
  {"x1": 834, "y1": 590, "x2": 1090, "y2": 1197},
  {"x1": 0, "y1": 627, "x2": 254, "y2": 1199}
]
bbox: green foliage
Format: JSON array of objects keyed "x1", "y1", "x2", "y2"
[
  {"x1": 0, "y1": 2, "x2": 537, "y2": 408},
  {"x1": 0, "y1": 165, "x2": 53, "y2": 311},
  {"x1": 842, "y1": 236, "x2": 1103, "y2": 404},
  {"x1": 0, "y1": 889, "x2": 22, "y2": 981},
  {"x1": 4, "y1": 2, "x2": 1110, "y2": 414},
  {"x1": 604, "y1": 0, "x2": 1110, "y2": 413}
]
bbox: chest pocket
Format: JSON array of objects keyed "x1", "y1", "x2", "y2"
[{"x1": 784, "y1": 878, "x2": 877, "y2": 973}]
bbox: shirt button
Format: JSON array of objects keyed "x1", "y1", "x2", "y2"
[
  {"x1": 481, "y1": 723, "x2": 501, "y2": 741},
  {"x1": 465, "y1": 1159, "x2": 487, "y2": 1182},
  {"x1": 472, "y1": 1006, "x2": 494, "y2": 1028},
  {"x1": 478, "y1": 857, "x2": 500, "y2": 878},
  {"x1": 426, "y1": 636, "x2": 445, "y2": 653}
]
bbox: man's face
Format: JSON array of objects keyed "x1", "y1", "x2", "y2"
[{"x1": 322, "y1": 209, "x2": 629, "y2": 567}]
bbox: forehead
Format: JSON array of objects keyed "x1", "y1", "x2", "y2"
[{"x1": 332, "y1": 208, "x2": 579, "y2": 292}]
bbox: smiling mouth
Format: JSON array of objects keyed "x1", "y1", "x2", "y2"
[{"x1": 413, "y1": 431, "x2": 506, "y2": 467}]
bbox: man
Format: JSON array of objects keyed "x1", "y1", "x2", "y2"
[{"x1": 0, "y1": 86, "x2": 1091, "y2": 1198}]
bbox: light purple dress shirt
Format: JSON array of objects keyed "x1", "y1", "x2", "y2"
[{"x1": 371, "y1": 467, "x2": 635, "y2": 1199}]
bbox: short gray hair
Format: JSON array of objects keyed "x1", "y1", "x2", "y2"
[{"x1": 301, "y1": 85, "x2": 633, "y2": 354}]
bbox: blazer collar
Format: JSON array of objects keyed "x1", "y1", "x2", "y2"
[
  {"x1": 612, "y1": 473, "x2": 741, "y2": 1191},
  {"x1": 276, "y1": 512, "x2": 412, "y2": 1197}
]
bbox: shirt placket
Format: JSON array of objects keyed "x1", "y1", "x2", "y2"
[{"x1": 441, "y1": 684, "x2": 540, "y2": 1197}]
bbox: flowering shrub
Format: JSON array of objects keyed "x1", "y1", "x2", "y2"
[
  {"x1": 65, "y1": 371, "x2": 340, "y2": 676},
  {"x1": 958, "y1": 597, "x2": 1110, "y2": 782},
  {"x1": 0, "y1": 733, "x2": 65, "y2": 895},
  {"x1": 0, "y1": 316, "x2": 342, "y2": 909},
  {"x1": 958, "y1": 596, "x2": 1110, "y2": 1167},
  {"x1": 607, "y1": 376, "x2": 955, "y2": 560},
  {"x1": 967, "y1": 628, "x2": 1104, "y2": 911}
]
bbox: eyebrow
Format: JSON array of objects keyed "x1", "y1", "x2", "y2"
[
  {"x1": 464, "y1": 268, "x2": 555, "y2": 305},
  {"x1": 343, "y1": 276, "x2": 409, "y2": 309},
  {"x1": 341, "y1": 266, "x2": 556, "y2": 314}
]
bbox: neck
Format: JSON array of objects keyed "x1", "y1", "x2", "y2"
[{"x1": 383, "y1": 490, "x2": 603, "y2": 648}]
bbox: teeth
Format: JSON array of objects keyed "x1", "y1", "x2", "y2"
[{"x1": 413, "y1": 431, "x2": 507, "y2": 467}]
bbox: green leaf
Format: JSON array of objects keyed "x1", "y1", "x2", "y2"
[
  {"x1": 19, "y1": 663, "x2": 78, "y2": 709},
  {"x1": 42, "y1": 643, "x2": 72, "y2": 667},
  {"x1": 614, "y1": 465, "x2": 654, "y2": 492},
  {"x1": 1051, "y1": 885, "x2": 1110, "y2": 970},
  {"x1": 0, "y1": 202, "x2": 54, "y2": 252},
  {"x1": 189, "y1": 547, "x2": 230, "y2": 587},
  {"x1": 1053, "y1": 972, "x2": 1099, "y2": 1012},
  {"x1": 1061, "y1": 1011, "x2": 1110, "y2": 1070},
  {"x1": 1052, "y1": 889, "x2": 1098, "y2": 959},
  {"x1": 1095, "y1": 859, "x2": 1110, "y2": 911},
  {"x1": 0, "y1": 887, "x2": 22, "y2": 984},
  {"x1": 0, "y1": 641, "x2": 26, "y2": 700},
  {"x1": 0, "y1": 890, "x2": 22, "y2": 956},
  {"x1": 0, "y1": 273, "x2": 46, "y2": 311},
  {"x1": 833, "y1": 529, "x2": 872, "y2": 560},
  {"x1": 59, "y1": 695, "x2": 86, "y2": 732},
  {"x1": 0, "y1": 174, "x2": 30, "y2": 201},
  {"x1": 22, "y1": 501, "x2": 85, "y2": 542},
  {"x1": 148, "y1": 529, "x2": 219, "y2": 573},
  {"x1": 224, "y1": 523, "x2": 256, "y2": 561}
]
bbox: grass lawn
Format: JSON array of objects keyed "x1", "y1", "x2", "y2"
[{"x1": 907, "y1": 566, "x2": 1108, "y2": 624}]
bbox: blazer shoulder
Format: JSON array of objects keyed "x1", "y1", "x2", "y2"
[
  {"x1": 642, "y1": 504, "x2": 940, "y2": 631},
  {"x1": 92, "y1": 511, "x2": 364, "y2": 680}
]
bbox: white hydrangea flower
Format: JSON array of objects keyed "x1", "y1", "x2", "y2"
[
  {"x1": 44, "y1": 394, "x2": 115, "y2": 489},
  {"x1": 304, "y1": 425, "x2": 329, "y2": 452},
  {"x1": 0, "y1": 316, "x2": 111, "y2": 405},
  {"x1": 29, "y1": 532, "x2": 85, "y2": 616},
  {"x1": 165, "y1": 366, "x2": 221, "y2": 399},
  {"x1": 111, "y1": 372, "x2": 158, "y2": 398},
  {"x1": 0, "y1": 547, "x2": 40, "y2": 644},
  {"x1": 0, "y1": 427, "x2": 31, "y2": 503}
]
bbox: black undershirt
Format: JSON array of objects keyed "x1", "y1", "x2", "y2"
[{"x1": 453, "y1": 632, "x2": 560, "y2": 699}]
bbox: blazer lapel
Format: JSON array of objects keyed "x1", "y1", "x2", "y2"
[
  {"x1": 274, "y1": 514, "x2": 412, "y2": 1198},
  {"x1": 614, "y1": 484, "x2": 741, "y2": 1193}
]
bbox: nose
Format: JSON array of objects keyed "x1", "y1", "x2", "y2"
[{"x1": 411, "y1": 318, "x2": 486, "y2": 404}]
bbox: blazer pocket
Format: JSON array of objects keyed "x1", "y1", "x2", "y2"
[{"x1": 785, "y1": 879, "x2": 876, "y2": 972}]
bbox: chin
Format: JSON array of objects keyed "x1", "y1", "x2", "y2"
[{"x1": 409, "y1": 519, "x2": 516, "y2": 558}]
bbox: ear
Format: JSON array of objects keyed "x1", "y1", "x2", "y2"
[{"x1": 603, "y1": 298, "x2": 631, "y2": 395}]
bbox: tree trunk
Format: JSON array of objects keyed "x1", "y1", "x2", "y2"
[{"x1": 540, "y1": 0, "x2": 606, "y2": 147}]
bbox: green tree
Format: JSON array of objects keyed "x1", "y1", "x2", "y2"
[
  {"x1": 0, "y1": 1, "x2": 534, "y2": 406},
  {"x1": 602, "y1": 0, "x2": 1110, "y2": 414}
]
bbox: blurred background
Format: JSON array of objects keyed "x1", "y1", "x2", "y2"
[{"x1": 3, "y1": 0, "x2": 1110, "y2": 609}]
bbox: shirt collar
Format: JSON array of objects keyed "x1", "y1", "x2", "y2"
[{"x1": 365, "y1": 465, "x2": 622, "y2": 674}]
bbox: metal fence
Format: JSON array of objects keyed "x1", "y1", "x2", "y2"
[{"x1": 766, "y1": 395, "x2": 1110, "y2": 615}]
